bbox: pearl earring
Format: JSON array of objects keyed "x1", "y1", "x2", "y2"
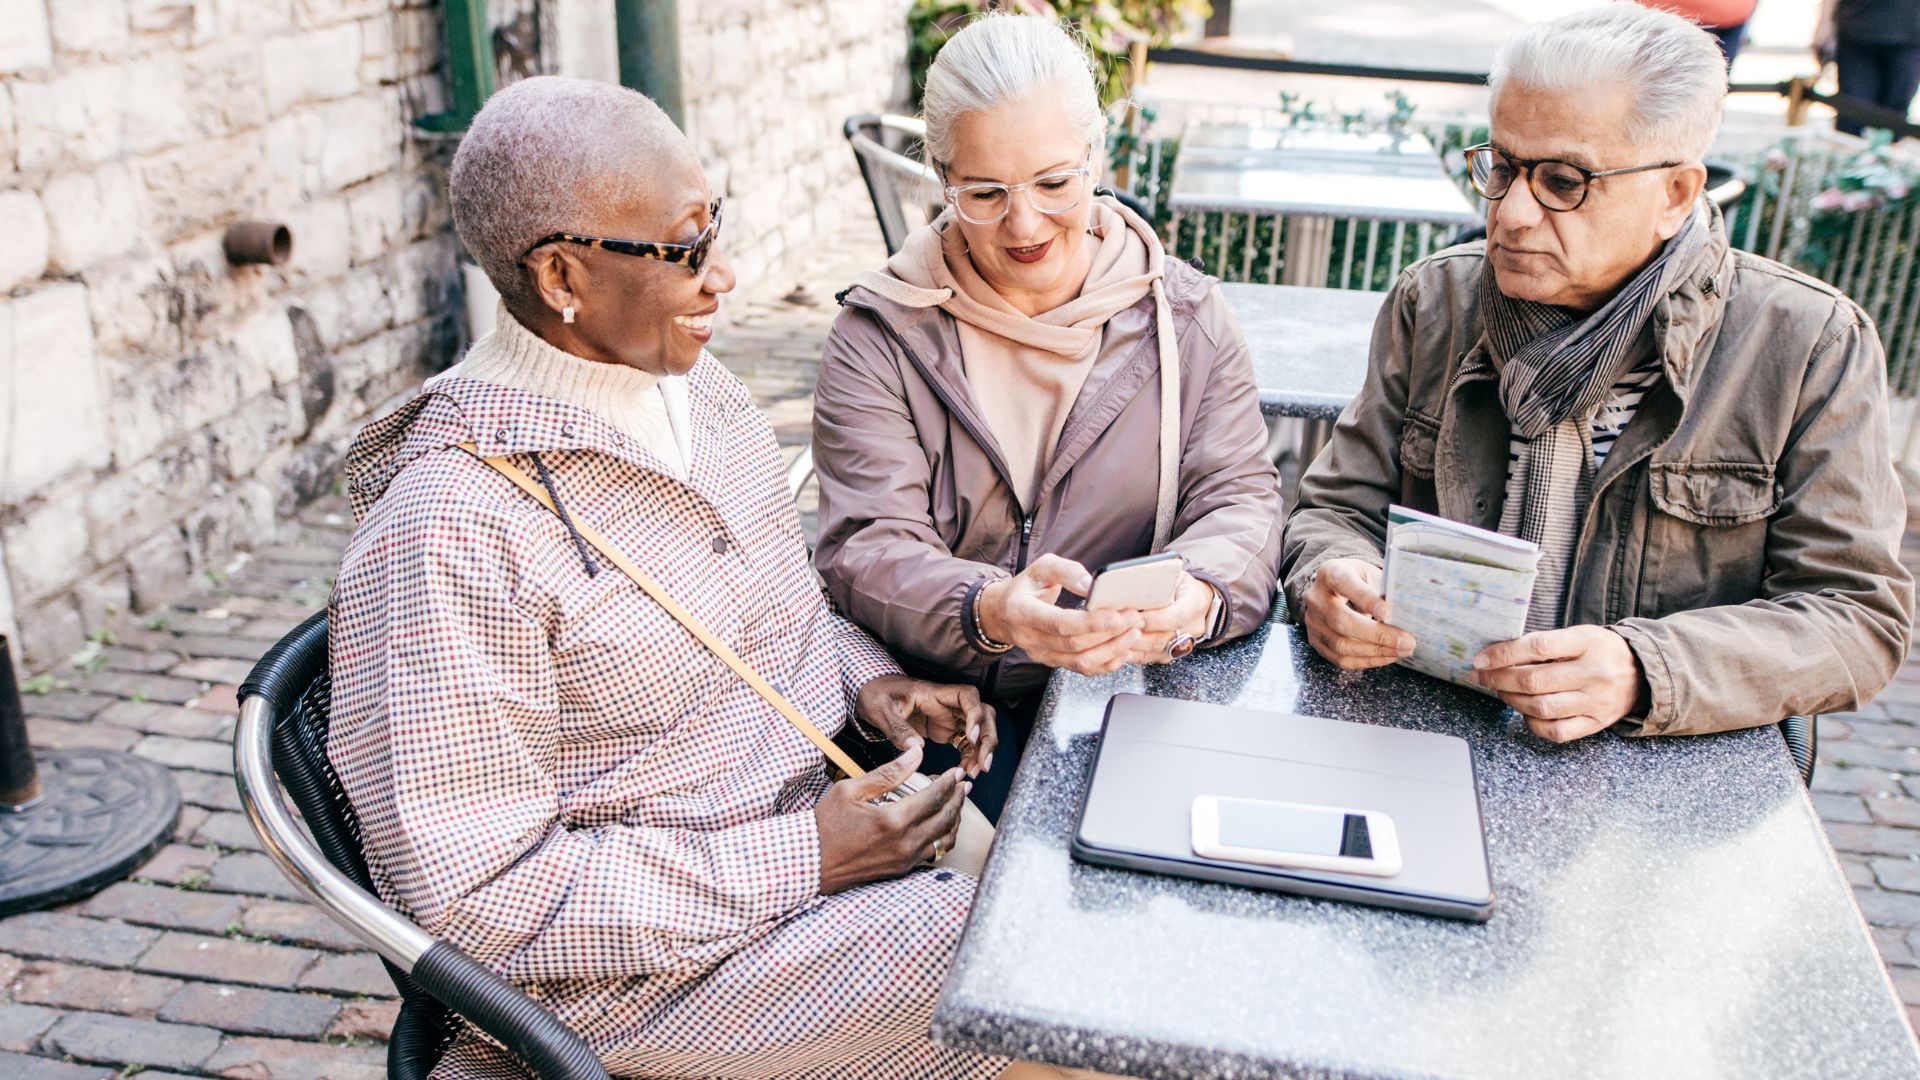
[{"x1": 562, "y1": 305, "x2": 575, "y2": 324}]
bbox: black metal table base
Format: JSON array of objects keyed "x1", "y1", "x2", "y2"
[{"x1": 0, "y1": 749, "x2": 180, "y2": 916}]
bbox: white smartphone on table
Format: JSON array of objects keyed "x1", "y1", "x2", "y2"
[
  {"x1": 1085, "y1": 552, "x2": 1184, "y2": 611},
  {"x1": 1191, "y1": 794, "x2": 1403, "y2": 877}
]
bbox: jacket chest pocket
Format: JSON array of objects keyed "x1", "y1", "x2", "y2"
[
  {"x1": 1641, "y1": 461, "x2": 1776, "y2": 613},
  {"x1": 1396, "y1": 412, "x2": 1441, "y2": 510}
]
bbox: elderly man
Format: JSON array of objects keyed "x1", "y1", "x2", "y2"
[{"x1": 1286, "y1": 4, "x2": 1914, "y2": 743}]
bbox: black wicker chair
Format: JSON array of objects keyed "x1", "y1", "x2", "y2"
[{"x1": 235, "y1": 613, "x2": 610, "y2": 1080}]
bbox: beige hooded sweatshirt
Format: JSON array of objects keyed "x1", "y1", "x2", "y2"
[{"x1": 853, "y1": 198, "x2": 1183, "y2": 550}]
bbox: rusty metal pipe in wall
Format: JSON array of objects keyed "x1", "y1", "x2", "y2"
[{"x1": 224, "y1": 221, "x2": 293, "y2": 266}]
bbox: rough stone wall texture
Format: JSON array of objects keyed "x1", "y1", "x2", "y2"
[
  {"x1": 0, "y1": 0, "x2": 910, "y2": 669},
  {"x1": 0, "y1": 0, "x2": 464, "y2": 667},
  {"x1": 679, "y1": 0, "x2": 910, "y2": 301}
]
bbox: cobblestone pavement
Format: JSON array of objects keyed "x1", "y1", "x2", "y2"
[{"x1": 7, "y1": 213, "x2": 1920, "y2": 1074}]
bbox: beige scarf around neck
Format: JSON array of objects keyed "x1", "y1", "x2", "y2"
[{"x1": 855, "y1": 198, "x2": 1178, "y2": 542}]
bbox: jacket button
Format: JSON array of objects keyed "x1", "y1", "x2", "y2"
[
  {"x1": 1473, "y1": 497, "x2": 1489, "y2": 515},
  {"x1": 494, "y1": 427, "x2": 509, "y2": 443},
  {"x1": 712, "y1": 536, "x2": 729, "y2": 554},
  {"x1": 562, "y1": 422, "x2": 576, "y2": 437}
]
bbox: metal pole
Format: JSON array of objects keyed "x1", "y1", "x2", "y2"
[
  {"x1": 0, "y1": 636, "x2": 39, "y2": 811},
  {"x1": 615, "y1": 0, "x2": 685, "y2": 130}
]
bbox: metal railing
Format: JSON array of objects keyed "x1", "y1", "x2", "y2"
[{"x1": 1112, "y1": 95, "x2": 1483, "y2": 291}]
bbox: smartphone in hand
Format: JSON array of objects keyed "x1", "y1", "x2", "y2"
[{"x1": 1085, "y1": 552, "x2": 1183, "y2": 612}]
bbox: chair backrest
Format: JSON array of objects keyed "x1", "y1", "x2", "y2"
[
  {"x1": 239, "y1": 613, "x2": 423, "y2": 1006},
  {"x1": 843, "y1": 113, "x2": 939, "y2": 256}
]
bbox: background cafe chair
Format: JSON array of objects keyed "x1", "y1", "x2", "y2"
[
  {"x1": 235, "y1": 613, "x2": 611, "y2": 1080},
  {"x1": 842, "y1": 112, "x2": 1154, "y2": 258}
]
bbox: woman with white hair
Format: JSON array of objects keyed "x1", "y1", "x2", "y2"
[
  {"x1": 325, "y1": 75, "x2": 1042, "y2": 1079},
  {"x1": 813, "y1": 14, "x2": 1285, "y2": 819}
]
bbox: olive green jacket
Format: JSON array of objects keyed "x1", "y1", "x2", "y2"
[{"x1": 1283, "y1": 217, "x2": 1914, "y2": 737}]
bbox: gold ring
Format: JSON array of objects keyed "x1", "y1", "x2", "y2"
[{"x1": 932, "y1": 839, "x2": 946, "y2": 861}]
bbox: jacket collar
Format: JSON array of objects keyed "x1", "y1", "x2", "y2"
[
  {"x1": 838, "y1": 254, "x2": 1213, "y2": 510},
  {"x1": 344, "y1": 355, "x2": 744, "y2": 521}
]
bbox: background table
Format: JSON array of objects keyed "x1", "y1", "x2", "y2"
[
  {"x1": 1224, "y1": 281, "x2": 1382, "y2": 421},
  {"x1": 931, "y1": 623, "x2": 1920, "y2": 1080},
  {"x1": 1173, "y1": 124, "x2": 1480, "y2": 287}
]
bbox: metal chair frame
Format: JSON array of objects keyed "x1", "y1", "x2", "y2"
[{"x1": 236, "y1": 615, "x2": 610, "y2": 1080}]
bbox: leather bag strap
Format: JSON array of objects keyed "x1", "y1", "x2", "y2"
[{"x1": 457, "y1": 443, "x2": 869, "y2": 779}]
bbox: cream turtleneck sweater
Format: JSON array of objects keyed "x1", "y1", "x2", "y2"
[{"x1": 429, "y1": 303, "x2": 689, "y2": 480}]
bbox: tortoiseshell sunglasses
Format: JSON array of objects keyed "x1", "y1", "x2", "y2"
[{"x1": 520, "y1": 198, "x2": 724, "y2": 274}]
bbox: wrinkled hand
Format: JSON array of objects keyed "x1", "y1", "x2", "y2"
[
  {"x1": 1473, "y1": 626, "x2": 1646, "y2": 743},
  {"x1": 856, "y1": 674, "x2": 996, "y2": 775},
  {"x1": 1302, "y1": 559, "x2": 1414, "y2": 670},
  {"x1": 979, "y1": 554, "x2": 1143, "y2": 676},
  {"x1": 814, "y1": 743, "x2": 968, "y2": 895},
  {"x1": 1118, "y1": 571, "x2": 1218, "y2": 665}
]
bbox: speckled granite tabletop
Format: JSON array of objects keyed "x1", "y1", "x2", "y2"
[
  {"x1": 1223, "y1": 283, "x2": 1382, "y2": 421},
  {"x1": 930, "y1": 621, "x2": 1920, "y2": 1079}
]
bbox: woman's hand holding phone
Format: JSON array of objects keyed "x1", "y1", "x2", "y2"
[
  {"x1": 1116, "y1": 571, "x2": 1216, "y2": 665},
  {"x1": 978, "y1": 554, "x2": 1144, "y2": 676},
  {"x1": 979, "y1": 554, "x2": 1218, "y2": 673}
]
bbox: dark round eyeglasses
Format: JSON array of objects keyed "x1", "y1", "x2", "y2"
[
  {"x1": 1464, "y1": 145, "x2": 1681, "y2": 212},
  {"x1": 519, "y1": 198, "x2": 724, "y2": 274}
]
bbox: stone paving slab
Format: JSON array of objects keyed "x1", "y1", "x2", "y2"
[{"x1": 7, "y1": 211, "x2": 1920, "y2": 1072}]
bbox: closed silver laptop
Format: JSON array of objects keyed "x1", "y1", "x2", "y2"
[{"x1": 1072, "y1": 693, "x2": 1496, "y2": 921}]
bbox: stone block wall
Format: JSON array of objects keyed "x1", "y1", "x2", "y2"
[
  {"x1": 0, "y1": 0, "x2": 911, "y2": 668},
  {"x1": 0, "y1": 0, "x2": 463, "y2": 667},
  {"x1": 679, "y1": 0, "x2": 910, "y2": 300}
]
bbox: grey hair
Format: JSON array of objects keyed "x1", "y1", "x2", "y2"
[
  {"x1": 1488, "y1": 4, "x2": 1726, "y2": 160},
  {"x1": 449, "y1": 75, "x2": 683, "y2": 312},
  {"x1": 920, "y1": 13, "x2": 1106, "y2": 173}
]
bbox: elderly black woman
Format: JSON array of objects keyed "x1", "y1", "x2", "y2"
[{"x1": 321, "y1": 75, "x2": 1107, "y2": 1080}]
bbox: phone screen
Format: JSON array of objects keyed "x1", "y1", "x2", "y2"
[{"x1": 1217, "y1": 799, "x2": 1373, "y2": 859}]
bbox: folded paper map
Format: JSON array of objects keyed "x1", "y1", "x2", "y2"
[{"x1": 1381, "y1": 505, "x2": 1541, "y2": 693}]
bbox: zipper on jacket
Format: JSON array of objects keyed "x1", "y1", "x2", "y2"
[{"x1": 980, "y1": 512, "x2": 1036, "y2": 705}]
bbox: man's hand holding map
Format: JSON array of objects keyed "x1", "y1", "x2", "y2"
[{"x1": 1381, "y1": 506, "x2": 1542, "y2": 693}]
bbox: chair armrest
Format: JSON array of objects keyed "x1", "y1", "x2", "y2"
[{"x1": 412, "y1": 942, "x2": 611, "y2": 1080}]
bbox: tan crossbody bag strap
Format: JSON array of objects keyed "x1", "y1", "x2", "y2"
[{"x1": 458, "y1": 443, "x2": 870, "y2": 780}]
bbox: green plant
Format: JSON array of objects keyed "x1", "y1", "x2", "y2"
[
  {"x1": 908, "y1": 0, "x2": 1211, "y2": 108},
  {"x1": 1796, "y1": 129, "x2": 1920, "y2": 273},
  {"x1": 20, "y1": 673, "x2": 60, "y2": 695}
]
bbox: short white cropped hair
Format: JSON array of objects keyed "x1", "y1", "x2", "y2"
[
  {"x1": 920, "y1": 13, "x2": 1107, "y2": 173},
  {"x1": 450, "y1": 76, "x2": 682, "y2": 312},
  {"x1": 1489, "y1": 5, "x2": 1726, "y2": 161}
]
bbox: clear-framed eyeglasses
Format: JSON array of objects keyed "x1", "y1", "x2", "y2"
[{"x1": 943, "y1": 164, "x2": 1093, "y2": 225}]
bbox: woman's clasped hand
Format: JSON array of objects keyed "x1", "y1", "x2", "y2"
[{"x1": 976, "y1": 554, "x2": 1219, "y2": 675}]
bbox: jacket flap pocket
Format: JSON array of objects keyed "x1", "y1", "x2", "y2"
[
  {"x1": 1398, "y1": 413, "x2": 1440, "y2": 479},
  {"x1": 1650, "y1": 461, "x2": 1777, "y2": 526}
]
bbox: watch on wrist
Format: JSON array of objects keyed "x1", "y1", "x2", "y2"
[{"x1": 1199, "y1": 584, "x2": 1226, "y2": 644}]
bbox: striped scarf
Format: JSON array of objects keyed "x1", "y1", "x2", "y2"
[{"x1": 1485, "y1": 205, "x2": 1708, "y2": 631}]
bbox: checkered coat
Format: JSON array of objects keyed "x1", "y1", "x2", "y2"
[{"x1": 327, "y1": 359, "x2": 1004, "y2": 1079}]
